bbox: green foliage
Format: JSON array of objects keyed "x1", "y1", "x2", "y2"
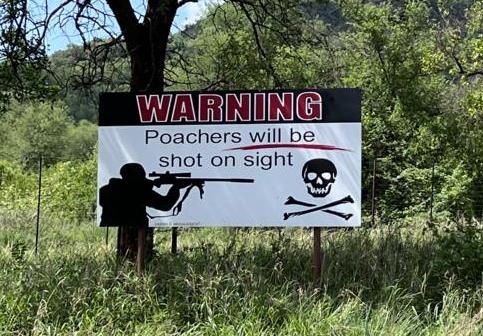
[
  {"x1": 432, "y1": 219, "x2": 483, "y2": 290},
  {"x1": 0, "y1": 1, "x2": 59, "y2": 112},
  {"x1": 329, "y1": 0, "x2": 483, "y2": 221},
  {"x1": 0, "y1": 101, "x2": 97, "y2": 168},
  {"x1": 381, "y1": 165, "x2": 433, "y2": 219},
  {"x1": 0, "y1": 101, "x2": 68, "y2": 166},
  {"x1": 47, "y1": 43, "x2": 130, "y2": 121},
  {"x1": 64, "y1": 120, "x2": 98, "y2": 162},
  {"x1": 0, "y1": 157, "x2": 96, "y2": 221},
  {"x1": 167, "y1": 1, "x2": 333, "y2": 91},
  {"x1": 41, "y1": 158, "x2": 97, "y2": 220},
  {"x1": 435, "y1": 162, "x2": 476, "y2": 218},
  {"x1": 0, "y1": 160, "x2": 36, "y2": 214},
  {"x1": 7, "y1": 101, "x2": 70, "y2": 166}
]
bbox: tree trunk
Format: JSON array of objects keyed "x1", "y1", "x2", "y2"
[
  {"x1": 129, "y1": 28, "x2": 167, "y2": 92},
  {"x1": 107, "y1": 0, "x2": 178, "y2": 264}
]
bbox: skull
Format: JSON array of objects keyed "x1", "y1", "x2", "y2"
[{"x1": 302, "y1": 159, "x2": 337, "y2": 197}]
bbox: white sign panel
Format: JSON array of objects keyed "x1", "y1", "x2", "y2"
[{"x1": 97, "y1": 89, "x2": 361, "y2": 227}]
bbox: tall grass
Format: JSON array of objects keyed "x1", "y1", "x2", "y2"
[{"x1": 0, "y1": 214, "x2": 481, "y2": 335}]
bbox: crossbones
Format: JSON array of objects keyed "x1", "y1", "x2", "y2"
[{"x1": 283, "y1": 195, "x2": 354, "y2": 221}]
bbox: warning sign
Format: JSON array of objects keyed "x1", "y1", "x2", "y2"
[{"x1": 97, "y1": 89, "x2": 361, "y2": 227}]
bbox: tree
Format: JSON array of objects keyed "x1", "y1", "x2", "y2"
[
  {"x1": 0, "y1": 0, "x2": 57, "y2": 111},
  {"x1": 1, "y1": 0, "x2": 312, "y2": 266},
  {"x1": 0, "y1": 101, "x2": 70, "y2": 166},
  {"x1": 167, "y1": 1, "x2": 335, "y2": 90}
]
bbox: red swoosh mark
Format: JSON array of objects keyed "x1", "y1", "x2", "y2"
[{"x1": 225, "y1": 144, "x2": 351, "y2": 151}]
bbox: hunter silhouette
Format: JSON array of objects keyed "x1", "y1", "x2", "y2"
[{"x1": 99, "y1": 163, "x2": 195, "y2": 227}]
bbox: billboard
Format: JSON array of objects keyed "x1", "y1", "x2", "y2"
[{"x1": 97, "y1": 89, "x2": 361, "y2": 227}]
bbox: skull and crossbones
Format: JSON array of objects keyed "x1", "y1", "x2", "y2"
[{"x1": 283, "y1": 158, "x2": 354, "y2": 221}]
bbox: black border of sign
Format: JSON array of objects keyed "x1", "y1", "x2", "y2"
[{"x1": 98, "y1": 88, "x2": 361, "y2": 126}]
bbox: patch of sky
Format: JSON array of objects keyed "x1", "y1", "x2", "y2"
[{"x1": 42, "y1": 0, "x2": 223, "y2": 54}]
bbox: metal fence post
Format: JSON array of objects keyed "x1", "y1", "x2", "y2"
[
  {"x1": 35, "y1": 156, "x2": 42, "y2": 255},
  {"x1": 371, "y1": 158, "x2": 377, "y2": 227},
  {"x1": 429, "y1": 161, "x2": 435, "y2": 225}
]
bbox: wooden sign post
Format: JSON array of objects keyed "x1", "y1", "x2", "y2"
[
  {"x1": 137, "y1": 224, "x2": 147, "y2": 273},
  {"x1": 171, "y1": 227, "x2": 178, "y2": 254},
  {"x1": 313, "y1": 227, "x2": 323, "y2": 284}
]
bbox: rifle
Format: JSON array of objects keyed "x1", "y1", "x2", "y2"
[
  {"x1": 148, "y1": 171, "x2": 254, "y2": 184},
  {"x1": 148, "y1": 171, "x2": 254, "y2": 216}
]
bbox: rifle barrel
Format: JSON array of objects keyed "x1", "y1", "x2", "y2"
[{"x1": 180, "y1": 178, "x2": 254, "y2": 183}]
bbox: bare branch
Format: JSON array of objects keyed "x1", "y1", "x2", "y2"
[
  {"x1": 466, "y1": 71, "x2": 483, "y2": 78},
  {"x1": 178, "y1": 0, "x2": 198, "y2": 8}
]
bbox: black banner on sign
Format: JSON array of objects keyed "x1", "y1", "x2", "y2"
[{"x1": 98, "y1": 89, "x2": 361, "y2": 126}]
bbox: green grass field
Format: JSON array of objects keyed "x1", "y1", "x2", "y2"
[{"x1": 0, "y1": 214, "x2": 481, "y2": 335}]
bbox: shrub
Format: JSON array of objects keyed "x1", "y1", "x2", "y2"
[
  {"x1": 42, "y1": 158, "x2": 97, "y2": 220},
  {"x1": 432, "y1": 219, "x2": 483, "y2": 290},
  {"x1": 0, "y1": 160, "x2": 36, "y2": 214},
  {"x1": 0, "y1": 158, "x2": 97, "y2": 221}
]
